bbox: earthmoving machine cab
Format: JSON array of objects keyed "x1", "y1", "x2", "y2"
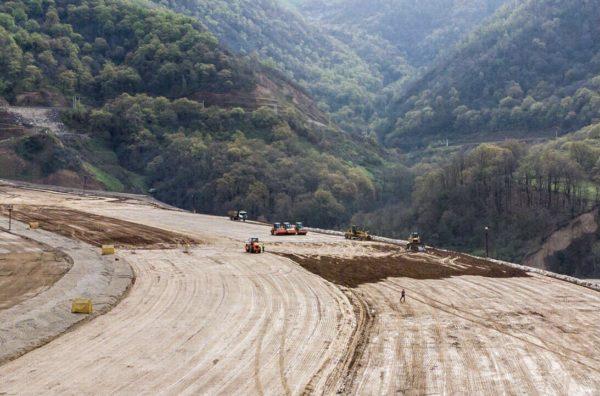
[
  {"x1": 344, "y1": 225, "x2": 372, "y2": 241},
  {"x1": 228, "y1": 210, "x2": 248, "y2": 222},
  {"x1": 295, "y1": 222, "x2": 308, "y2": 235},
  {"x1": 283, "y1": 222, "x2": 297, "y2": 235},
  {"x1": 271, "y1": 222, "x2": 287, "y2": 236},
  {"x1": 245, "y1": 237, "x2": 264, "y2": 253},
  {"x1": 406, "y1": 232, "x2": 424, "y2": 252}
]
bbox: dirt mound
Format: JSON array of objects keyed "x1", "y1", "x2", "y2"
[
  {"x1": 1, "y1": 205, "x2": 198, "y2": 249},
  {"x1": 283, "y1": 250, "x2": 529, "y2": 288}
]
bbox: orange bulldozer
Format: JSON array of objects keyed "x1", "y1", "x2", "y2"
[{"x1": 245, "y1": 237, "x2": 264, "y2": 253}]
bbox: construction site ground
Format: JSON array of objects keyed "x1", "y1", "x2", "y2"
[
  {"x1": 0, "y1": 185, "x2": 598, "y2": 394},
  {"x1": 0, "y1": 232, "x2": 71, "y2": 311}
]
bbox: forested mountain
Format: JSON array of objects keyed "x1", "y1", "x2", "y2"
[
  {"x1": 296, "y1": 0, "x2": 506, "y2": 68},
  {"x1": 152, "y1": 0, "x2": 506, "y2": 136},
  {"x1": 0, "y1": 0, "x2": 258, "y2": 107},
  {"x1": 383, "y1": 0, "x2": 600, "y2": 148},
  {"x1": 0, "y1": 0, "x2": 389, "y2": 227},
  {"x1": 1, "y1": 0, "x2": 599, "y2": 276},
  {"x1": 151, "y1": 0, "x2": 412, "y2": 135}
]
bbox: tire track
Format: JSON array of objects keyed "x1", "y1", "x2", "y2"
[{"x1": 1, "y1": 187, "x2": 599, "y2": 394}]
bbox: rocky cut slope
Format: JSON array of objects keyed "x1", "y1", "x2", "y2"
[{"x1": 524, "y1": 207, "x2": 600, "y2": 277}]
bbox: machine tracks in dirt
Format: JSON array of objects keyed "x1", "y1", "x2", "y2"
[
  {"x1": 283, "y1": 250, "x2": 600, "y2": 394},
  {"x1": 1, "y1": 186, "x2": 599, "y2": 394}
]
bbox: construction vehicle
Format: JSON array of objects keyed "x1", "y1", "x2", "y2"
[
  {"x1": 245, "y1": 237, "x2": 264, "y2": 253},
  {"x1": 406, "y1": 232, "x2": 425, "y2": 252},
  {"x1": 283, "y1": 222, "x2": 297, "y2": 235},
  {"x1": 294, "y1": 222, "x2": 308, "y2": 235},
  {"x1": 344, "y1": 225, "x2": 372, "y2": 241},
  {"x1": 271, "y1": 222, "x2": 288, "y2": 236},
  {"x1": 228, "y1": 210, "x2": 247, "y2": 221}
]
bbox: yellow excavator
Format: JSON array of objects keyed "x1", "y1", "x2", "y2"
[
  {"x1": 344, "y1": 225, "x2": 372, "y2": 241},
  {"x1": 406, "y1": 232, "x2": 425, "y2": 252}
]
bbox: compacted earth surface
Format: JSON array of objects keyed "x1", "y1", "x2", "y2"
[
  {"x1": 0, "y1": 184, "x2": 598, "y2": 394},
  {"x1": 0, "y1": 231, "x2": 71, "y2": 311}
]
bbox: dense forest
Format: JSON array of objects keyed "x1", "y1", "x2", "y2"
[
  {"x1": 150, "y1": 0, "x2": 406, "y2": 135},
  {"x1": 383, "y1": 0, "x2": 600, "y2": 148},
  {"x1": 1, "y1": 0, "x2": 599, "y2": 276},
  {"x1": 296, "y1": 0, "x2": 506, "y2": 68},
  {"x1": 0, "y1": 0, "x2": 391, "y2": 228},
  {"x1": 152, "y1": 0, "x2": 505, "y2": 136},
  {"x1": 0, "y1": 0, "x2": 254, "y2": 103},
  {"x1": 355, "y1": 123, "x2": 600, "y2": 266}
]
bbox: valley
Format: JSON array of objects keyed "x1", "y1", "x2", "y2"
[
  {"x1": 0, "y1": 2, "x2": 599, "y2": 391},
  {"x1": 1, "y1": 0, "x2": 599, "y2": 276}
]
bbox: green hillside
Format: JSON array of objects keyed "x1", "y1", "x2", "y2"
[
  {"x1": 1, "y1": 0, "x2": 599, "y2": 276},
  {"x1": 0, "y1": 0, "x2": 253, "y2": 103},
  {"x1": 383, "y1": 0, "x2": 600, "y2": 148},
  {"x1": 297, "y1": 0, "x2": 506, "y2": 68},
  {"x1": 354, "y1": 122, "x2": 600, "y2": 274},
  {"x1": 150, "y1": 0, "x2": 414, "y2": 135},
  {"x1": 0, "y1": 0, "x2": 388, "y2": 227}
]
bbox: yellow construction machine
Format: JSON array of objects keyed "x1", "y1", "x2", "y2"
[
  {"x1": 406, "y1": 232, "x2": 425, "y2": 252},
  {"x1": 344, "y1": 225, "x2": 372, "y2": 241}
]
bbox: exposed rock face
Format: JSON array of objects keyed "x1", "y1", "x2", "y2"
[{"x1": 523, "y1": 208, "x2": 599, "y2": 277}]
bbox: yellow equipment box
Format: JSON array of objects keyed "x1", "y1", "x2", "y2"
[
  {"x1": 71, "y1": 298, "x2": 93, "y2": 314},
  {"x1": 29, "y1": 222, "x2": 39, "y2": 229},
  {"x1": 102, "y1": 245, "x2": 116, "y2": 255}
]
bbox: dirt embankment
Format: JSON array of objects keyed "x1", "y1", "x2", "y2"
[
  {"x1": 0, "y1": 205, "x2": 198, "y2": 249},
  {"x1": 523, "y1": 208, "x2": 599, "y2": 271}
]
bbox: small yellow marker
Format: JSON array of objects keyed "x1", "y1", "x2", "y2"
[
  {"x1": 102, "y1": 245, "x2": 116, "y2": 255},
  {"x1": 71, "y1": 298, "x2": 93, "y2": 314},
  {"x1": 29, "y1": 222, "x2": 39, "y2": 230}
]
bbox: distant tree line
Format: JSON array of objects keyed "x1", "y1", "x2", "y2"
[{"x1": 355, "y1": 123, "x2": 600, "y2": 271}]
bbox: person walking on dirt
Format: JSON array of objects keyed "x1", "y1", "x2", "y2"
[{"x1": 400, "y1": 289, "x2": 406, "y2": 303}]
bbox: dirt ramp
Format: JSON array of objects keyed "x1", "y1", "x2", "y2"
[{"x1": 1, "y1": 205, "x2": 198, "y2": 249}]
